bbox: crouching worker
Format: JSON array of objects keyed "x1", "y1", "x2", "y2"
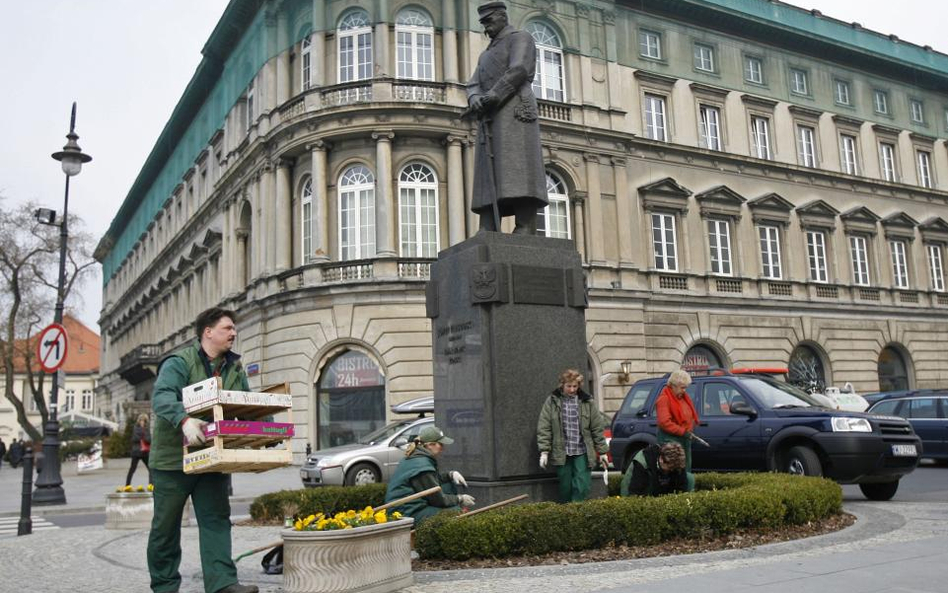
[
  {"x1": 620, "y1": 443, "x2": 688, "y2": 497},
  {"x1": 384, "y1": 425, "x2": 475, "y2": 526}
]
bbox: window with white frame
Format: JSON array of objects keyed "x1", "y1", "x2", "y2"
[
  {"x1": 807, "y1": 230, "x2": 829, "y2": 282},
  {"x1": 834, "y1": 80, "x2": 851, "y2": 106},
  {"x1": 694, "y1": 44, "x2": 714, "y2": 72},
  {"x1": 301, "y1": 177, "x2": 313, "y2": 261},
  {"x1": 651, "y1": 212, "x2": 678, "y2": 271},
  {"x1": 699, "y1": 105, "x2": 721, "y2": 151},
  {"x1": 338, "y1": 164, "x2": 376, "y2": 260},
  {"x1": 644, "y1": 94, "x2": 667, "y2": 141},
  {"x1": 840, "y1": 134, "x2": 859, "y2": 175},
  {"x1": 65, "y1": 389, "x2": 75, "y2": 412},
  {"x1": 759, "y1": 225, "x2": 782, "y2": 279},
  {"x1": 707, "y1": 219, "x2": 732, "y2": 275},
  {"x1": 790, "y1": 69, "x2": 809, "y2": 95},
  {"x1": 338, "y1": 10, "x2": 373, "y2": 83},
  {"x1": 849, "y1": 235, "x2": 871, "y2": 286},
  {"x1": 873, "y1": 89, "x2": 888, "y2": 114},
  {"x1": 744, "y1": 55, "x2": 763, "y2": 84},
  {"x1": 301, "y1": 36, "x2": 312, "y2": 90},
  {"x1": 527, "y1": 22, "x2": 565, "y2": 102},
  {"x1": 538, "y1": 172, "x2": 571, "y2": 239},
  {"x1": 81, "y1": 389, "x2": 93, "y2": 411},
  {"x1": 929, "y1": 244, "x2": 945, "y2": 291},
  {"x1": 751, "y1": 116, "x2": 771, "y2": 160},
  {"x1": 396, "y1": 8, "x2": 434, "y2": 81},
  {"x1": 879, "y1": 142, "x2": 898, "y2": 182},
  {"x1": 910, "y1": 99, "x2": 925, "y2": 124},
  {"x1": 796, "y1": 124, "x2": 817, "y2": 167},
  {"x1": 398, "y1": 162, "x2": 439, "y2": 257},
  {"x1": 245, "y1": 79, "x2": 255, "y2": 132},
  {"x1": 889, "y1": 240, "x2": 909, "y2": 289},
  {"x1": 640, "y1": 30, "x2": 662, "y2": 59},
  {"x1": 916, "y1": 150, "x2": 933, "y2": 188}
]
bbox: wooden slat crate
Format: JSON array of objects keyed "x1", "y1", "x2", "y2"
[
  {"x1": 201, "y1": 420, "x2": 295, "y2": 448},
  {"x1": 183, "y1": 447, "x2": 293, "y2": 474}
]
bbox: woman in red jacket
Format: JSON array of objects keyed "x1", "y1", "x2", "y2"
[{"x1": 655, "y1": 369, "x2": 698, "y2": 491}]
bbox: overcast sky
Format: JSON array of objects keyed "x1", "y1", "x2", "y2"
[{"x1": 1, "y1": 0, "x2": 946, "y2": 334}]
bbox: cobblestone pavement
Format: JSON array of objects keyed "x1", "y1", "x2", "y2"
[{"x1": 0, "y1": 501, "x2": 944, "y2": 593}]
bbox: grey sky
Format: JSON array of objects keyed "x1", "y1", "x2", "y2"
[{"x1": 1, "y1": 0, "x2": 945, "y2": 333}]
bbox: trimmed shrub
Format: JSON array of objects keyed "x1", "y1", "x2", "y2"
[
  {"x1": 105, "y1": 420, "x2": 133, "y2": 459},
  {"x1": 250, "y1": 484, "x2": 388, "y2": 522}
]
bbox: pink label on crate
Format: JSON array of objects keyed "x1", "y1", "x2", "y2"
[{"x1": 203, "y1": 421, "x2": 294, "y2": 439}]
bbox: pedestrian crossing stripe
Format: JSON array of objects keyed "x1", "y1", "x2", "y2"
[{"x1": 0, "y1": 516, "x2": 59, "y2": 535}]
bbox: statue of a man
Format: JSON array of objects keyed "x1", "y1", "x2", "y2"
[{"x1": 467, "y1": 2, "x2": 548, "y2": 235}]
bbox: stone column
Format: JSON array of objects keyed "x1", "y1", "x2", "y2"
[
  {"x1": 463, "y1": 137, "x2": 476, "y2": 238},
  {"x1": 236, "y1": 230, "x2": 249, "y2": 289},
  {"x1": 584, "y1": 154, "x2": 606, "y2": 264},
  {"x1": 612, "y1": 157, "x2": 634, "y2": 265},
  {"x1": 248, "y1": 175, "x2": 261, "y2": 279},
  {"x1": 277, "y1": 49, "x2": 291, "y2": 106},
  {"x1": 309, "y1": 141, "x2": 330, "y2": 261},
  {"x1": 275, "y1": 158, "x2": 293, "y2": 272},
  {"x1": 374, "y1": 131, "x2": 396, "y2": 257},
  {"x1": 572, "y1": 192, "x2": 587, "y2": 262},
  {"x1": 441, "y1": 0, "x2": 459, "y2": 83},
  {"x1": 374, "y1": 0, "x2": 391, "y2": 77},
  {"x1": 264, "y1": 163, "x2": 277, "y2": 274},
  {"x1": 446, "y1": 135, "x2": 465, "y2": 246},
  {"x1": 311, "y1": 32, "x2": 326, "y2": 87},
  {"x1": 221, "y1": 200, "x2": 234, "y2": 296}
]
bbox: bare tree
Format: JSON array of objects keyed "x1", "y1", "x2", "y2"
[{"x1": 0, "y1": 197, "x2": 96, "y2": 440}]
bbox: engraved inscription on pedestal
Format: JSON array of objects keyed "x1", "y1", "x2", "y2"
[{"x1": 512, "y1": 265, "x2": 565, "y2": 306}]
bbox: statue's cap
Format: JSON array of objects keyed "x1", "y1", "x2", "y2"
[{"x1": 477, "y1": 2, "x2": 507, "y2": 20}]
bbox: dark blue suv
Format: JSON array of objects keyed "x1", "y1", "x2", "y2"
[{"x1": 610, "y1": 372, "x2": 922, "y2": 500}]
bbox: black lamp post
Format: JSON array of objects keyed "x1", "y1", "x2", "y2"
[{"x1": 33, "y1": 102, "x2": 92, "y2": 505}]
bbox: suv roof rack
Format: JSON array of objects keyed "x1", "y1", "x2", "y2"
[{"x1": 663, "y1": 366, "x2": 790, "y2": 379}]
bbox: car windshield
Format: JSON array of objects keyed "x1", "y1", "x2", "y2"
[
  {"x1": 742, "y1": 377, "x2": 819, "y2": 409},
  {"x1": 357, "y1": 420, "x2": 413, "y2": 445}
]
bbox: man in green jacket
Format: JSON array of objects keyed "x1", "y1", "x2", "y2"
[
  {"x1": 147, "y1": 307, "x2": 257, "y2": 593},
  {"x1": 619, "y1": 443, "x2": 688, "y2": 497},
  {"x1": 536, "y1": 369, "x2": 610, "y2": 502}
]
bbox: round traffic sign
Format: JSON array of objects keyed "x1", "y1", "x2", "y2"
[{"x1": 37, "y1": 323, "x2": 69, "y2": 373}]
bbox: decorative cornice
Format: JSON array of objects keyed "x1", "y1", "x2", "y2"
[
  {"x1": 788, "y1": 105, "x2": 823, "y2": 120},
  {"x1": 741, "y1": 94, "x2": 778, "y2": 110},
  {"x1": 832, "y1": 114, "x2": 864, "y2": 130},
  {"x1": 689, "y1": 82, "x2": 729, "y2": 99},
  {"x1": 633, "y1": 70, "x2": 677, "y2": 89}
]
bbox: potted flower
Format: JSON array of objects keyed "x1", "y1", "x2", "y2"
[
  {"x1": 282, "y1": 507, "x2": 414, "y2": 593},
  {"x1": 105, "y1": 484, "x2": 189, "y2": 530}
]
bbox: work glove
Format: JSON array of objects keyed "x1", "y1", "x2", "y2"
[
  {"x1": 539, "y1": 451, "x2": 549, "y2": 469},
  {"x1": 449, "y1": 471, "x2": 468, "y2": 487},
  {"x1": 182, "y1": 418, "x2": 208, "y2": 446},
  {"x1": 458, "y1": 494, "x2": 476, "y2": 508}
]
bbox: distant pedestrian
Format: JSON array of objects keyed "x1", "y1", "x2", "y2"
[
  {"x1": 126, "y1": 414, "x2": 152, "y2": 486},
  {"x1": 0, "y1": 437, "x2": 6, "y2": 470},
  {"x1": 620, "y1": 443, "x2": 688, "y2": 497},
  {"x1": 656, "y1": 369, "x2": 698, "y2": 491},
  {"x1": 8, "y1": 439, "x2": 23, "y2": 469}
]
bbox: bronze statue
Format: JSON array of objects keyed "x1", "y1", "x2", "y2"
[{"x1": 466, "y1": 2, "x2": 548, "y2": 235}]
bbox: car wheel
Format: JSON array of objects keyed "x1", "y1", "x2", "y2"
[
  {"x1": 859, "y1": 480, "x2": 899, "y2": 501},
  {"x1": 785, "y1": 445, "x2": 822, "y2": 477},
  {"x1": 345, "y1": 462, "x2": 381, "y2": 486}
]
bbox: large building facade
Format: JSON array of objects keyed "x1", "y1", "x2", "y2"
[{"x1": 96, "y1": 0, "x2": 948, "y2": 460}]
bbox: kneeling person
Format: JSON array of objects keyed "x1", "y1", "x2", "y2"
[
  {"x1": 620, "y1": 443, "x2": 688, "y2": 497},
  {"x1": 384, "y1": 425, "x2": 474, "y2": 525}
]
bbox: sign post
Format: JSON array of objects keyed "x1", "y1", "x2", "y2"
[{"x1": 33, "y1": 322, "x2": 69, "y2": 505}]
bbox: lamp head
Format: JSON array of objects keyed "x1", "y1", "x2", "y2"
[{"x1": 34, "y1": 208, "x2": 57, "y2": 226}]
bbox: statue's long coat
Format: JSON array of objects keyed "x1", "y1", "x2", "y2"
[{"x1": 467, "y1": 25, "x2": 548, "y2": 216}]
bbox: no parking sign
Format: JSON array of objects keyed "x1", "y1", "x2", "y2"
[{"x1": 36, "y1": 323, "x2": 69, "y2": 373}]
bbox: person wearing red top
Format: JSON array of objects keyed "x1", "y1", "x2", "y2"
[{"x1": 655, "y1": 369, "x2": 698, "y2": 491}]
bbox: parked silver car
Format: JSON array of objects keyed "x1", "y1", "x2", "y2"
[{"x1": 300, "y1": 397, "x2": 433, "y2": 487}]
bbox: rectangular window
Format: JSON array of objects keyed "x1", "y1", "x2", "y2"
[
  {"x1": 339, "y1": 28, "x2": 373, "y2": 82},
  {"x1": 759, "y1": 225, "x2": 782, "y2": 279},
  {"x1": 699, "y1": 105, "x2": 721, "y2": 151},
  {"x1": 81, "y1": 389, "x2": 93, "y2": 411},
  {"x1": 840, "y1": 134, "x2": 859, "y2": 175},
  {"x1": 790, "y1": 68, "x2": 809, "y2": 95},
  {"x1": 850, "y1": 235, "x2": 871, "y2": 286},
  {"x1": 879, "y1": 142, "x2": 898, "y2": 182},
  {"x1": 807, "y1": 231, "x2": 828, "y2": 283},
  {"x1": 396, "y1": 27, "x2": 434, "y2": 81},
  {"x1": 644, "y1": 94, "x2": 667, "y2": 141},
  {"x1": 751, "y1": 116, "x2": 771, "y2": 160},
  {"x1": 744, "y1": 56, "x2": 763, "y2": 84},
  {"x1": 640, "y1": 30, "x2": 662, "y2": 59},
  {"x1": 301, "y1": 37, "x2": 312, "y2": 90},
  {"x1": 889, "y1": 240, "x2": 909, "y2": 289},
  {"x1": 929, "y1": 244, "x2": 945, "y2": 292},
  {"x1": 651, "y1": 213, "x2": 678, "y2": 271},
  {"x1": 874, "y1": 89, "x2": 889, "y2": 114},
  {"x1": 65, "y1": 389, "x2": 76, "y2": 412},
  {"x1": 694, "y1": 44, "x2": 714, "y2": 72},
  {"x1": 917, "y1": 150, "x2": 933, "y2": 188},
  {"x1": 834, "y1": 80, "x2": 851, "y2": 105},
  {"x1": 910, "y1": 99, "x2": 925, "y2": 124},
  {"x1": 796, "y1": 125, "x2": 817, "y2": 167},
  {"x1": 707, "y1": 220, "x2": 732, "y2": 275}
]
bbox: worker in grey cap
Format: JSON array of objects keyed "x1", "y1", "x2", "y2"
[{"x1": 467, "y1": 1, "x2": 548, "y2": 235}]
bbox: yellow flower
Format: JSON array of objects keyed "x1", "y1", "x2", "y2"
[
  {"x1": 294, "y1": 519, "x2": 303, "y2": 531},
  {"x1": 316, "y1": 519, "x2": 329, "y2": 530},
  {"x1": 123, "y1": 485, "x2": 133, "y2": 492},
  {"x1": 374, "y1": 511, "x2": 388, "y2": 524},
  {"x1": 136, "y1": 485, "x2": 145, "y2": 492},
  {"x1": 392, "y1": 511, "x2": 402, "y2": 519},
  {"x1": 346, "y1": 509, "x2": 356, "y2": 518},
  {"x1": 147, "y1": 484, "x2": 154, "y2": 492},
  {"x1": 343, "y1": 524, "x2": 353, "y2": 529}
]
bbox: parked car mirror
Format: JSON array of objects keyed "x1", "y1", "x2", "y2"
[
  {"x1": 635, "y1": 408, "x2": 648, "y2": 418},
  {"x1": 730, "y1": 401, "x2": 757, "y2": 418},
  {"x1": 391, "y1": 436, "x2": 409, "y2": 449}
]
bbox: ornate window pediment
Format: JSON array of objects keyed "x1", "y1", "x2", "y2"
[
  {"x1": 748, "y1": 193, "x2": 794, "y2": 226},
  {"x1": 920, "y1": 216, "x2": 948, "y2": 243},
  {"x1": 638, "y1": 177, "x2": 692, "y2": 213},
  {"x1": 796, "y1": 199, "x2": 839, "y2": 230},
  {"x1": 881, "y1": 212, "x2": 919, "y2": 241},
  {"x1": 841, "y1": 206, "x2": 881, "y2": 236},
  {"x1": 695, "y1": 185, "x2": 745, "y2": 220}
]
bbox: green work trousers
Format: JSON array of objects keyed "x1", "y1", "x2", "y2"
[
  {"x1": 555, "y1": 453, "x2": 591, "y2": 502},
  {"x1": 147, "y1": 469, "x2": 237, "y2": 593},
  {"x1": 657, "y1": 431, "x2": 696, "y2": 492}
]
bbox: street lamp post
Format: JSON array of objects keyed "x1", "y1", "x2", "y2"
[{"x1": 33, "y1": 102, "x2": 92, "y2": 505}]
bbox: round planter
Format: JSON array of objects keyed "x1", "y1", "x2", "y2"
[
  {"x1": 282, "y1": 517, "x2": 414, "y2": 593},
  {"x1": 104, "y1": 492, "x2": 191, "y2": 530}
]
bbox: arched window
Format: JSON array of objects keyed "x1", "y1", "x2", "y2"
[
  {"x1": 301, "y1": 35, "x2": 312, "y2": 90},
  {"x1": 683, "y1": 344, "x2": 724, "y2": 371},
  {"x1": 788, "y1": 345, "x2": 827, "y2": 393},
  {"x1": 238, "y1": 201, "x2": 252, "y2": 287},
  {"x1": 878, "y1": 346, "x2": 911, "y2": 391},
  {"x1": 395, "y1": 8, "x2": 434, "y2": 81},
  {"x1": 338, "y1": 165, "x2": 375, "y2": 260},
  {"x1": 316, "y1": 350, "x2": 386, "y2": 449},
  {"x1": 398, "y1": 162, "x2": 439, "y2": 257},
  {"x1": 300, "y1": 177, "x2": 313, "y2": 262},
  {"x1": 538, "y1": 171, "x2": 571, "y2": 239},
  {"x1": 338, "y1": 10, "x2": 372, "y2": 83},
  {"x1": 526, "y1": 21, "x2": 564, "y2": 102}
]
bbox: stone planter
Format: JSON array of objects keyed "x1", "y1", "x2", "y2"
[
  {"x1": 282, "y1": 518, "x2": 414, "y2": 593},
  {"x1": 105, "y1": 492, "x2": 191, "y2": 530}
]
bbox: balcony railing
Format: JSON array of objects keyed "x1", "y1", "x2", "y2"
[
  {"x1": 321, "y1": 261, "x2": 374, "y2": 283},
  {"x1": 538, "y1": 99, "x2": 573, "y2": 122},
  {"x1": 393, "y1": 82, "x2": 446, "y2": 104},
  {"x1": 398, "y1": 260, "x2": 432, "y2": 279},
  {"x1": 321, "y1": 82, "x2": 372, "y2": 107}
]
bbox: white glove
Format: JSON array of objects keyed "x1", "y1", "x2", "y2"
[
  {"x1": 458, "y1": 494, "x2": 476, "y2": 507},
  {"x1": 450, "y1": 471, "x2": 467, "y2": 487},
  {"x1": 182, "y1": 418, "x2": 208, "y2": 446},
  {"x1": 539, "y1": 451, "x2": 549, "y2": 469}
]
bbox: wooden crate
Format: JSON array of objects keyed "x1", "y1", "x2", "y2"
[
  {"x1": 202, "y1": 420, "x2": 295, "y2": 448},
  {"x1": 183, "y1": 377, "x2": 292, "y2": 417},
  {"x1": 183, "y1": 447, "x2": 293, "y2": 474}
]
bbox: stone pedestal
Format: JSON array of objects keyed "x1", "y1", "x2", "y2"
[{"x1": 426, "y1": 232, "x2": 588, "y2": 505}]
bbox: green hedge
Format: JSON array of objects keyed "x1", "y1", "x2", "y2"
[{"x1": 250, "y1": 484, "x2": 388, "y2": 522}]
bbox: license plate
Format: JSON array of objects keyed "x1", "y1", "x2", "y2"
[
  {"x1": 299, "y1": 469, "x2": 308, "y2": 478},
  {"x1": 891, "y1": 444, "x2": 917, "y2": 457}
]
